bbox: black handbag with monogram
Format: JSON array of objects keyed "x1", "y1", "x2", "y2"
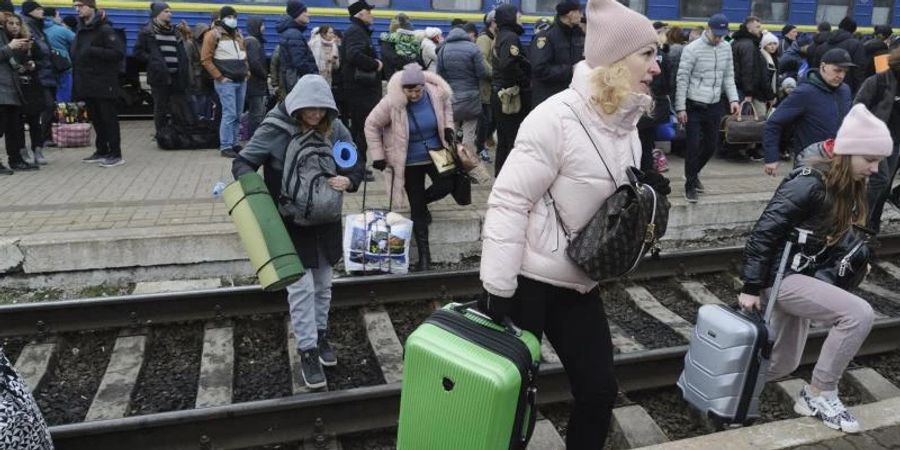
[{"x1": 550, "y1": 103, "x2": 670, "y2": 282}]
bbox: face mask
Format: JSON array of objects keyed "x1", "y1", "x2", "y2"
[{"x1": 223, "y1": 18, "x2": 237, "y2": 29}]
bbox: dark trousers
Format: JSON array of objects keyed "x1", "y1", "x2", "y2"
[
  {"x1": 867, "y1": 141, "x2": 900, "y2": 233},
  {"x1": 491, "y1": 89, "x2": 529, "y2": 177},
  {"x1": 638, "y1": 125, "x2": 656, "y2": 174},
  {"x1": 349, "y1": 94, "x2": 380, "y2": 166},
  {"x1": 684, "y1": 100, "x2": 725, "y2": 186},
  {"x1": 509, "y1": 276, "x2": 617, "y2": 449},
  {"x1": 475, "y1": 102, "x2": 494, "y2": 150},
  {"x1": 85, "y1": 98, "x2": 121, "y2": 158},
  {"x1": 403, "y1": 163, "x2": 454, "y2": 227},
  {"x1": 23, "y1": 87, "x2": 53, "y2": 150},
  {"x1": 0, "y1": 105, "x2": 26, "y2": 164},
  {"x1": 152, "y1": 84, "x2": 194, "y2": 133}
]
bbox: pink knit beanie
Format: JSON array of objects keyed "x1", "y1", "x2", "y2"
[
  {"x1": 833, "y1": 104, "x2": 893, "y2": 157},
  {"x1": 584, "y1": 0, "x2": 658, "y2": 68}
]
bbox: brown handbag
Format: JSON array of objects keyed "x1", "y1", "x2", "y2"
[{"x1": 723, "y1": 101, "x2": 766, "y2": 145}]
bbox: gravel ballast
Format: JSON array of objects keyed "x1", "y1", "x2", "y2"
[
  {"x1": 129, "y1": 323, "x2": 204, "y2": 415},
  {"x1": 233, "y1": 315, "x2": 292, "y2": 402}
]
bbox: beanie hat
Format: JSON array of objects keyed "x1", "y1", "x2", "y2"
[
  {"x1": 833, "y1": 104, "x2": 893, "y2": 157},
  {"x1": 80, "y1": 0, "x2": 97, "y2": 10},
  {"x1": 347, "y1": 0, "x2": 373, "y2": 17},
  {"x1": 0, "y1": 0, "x2": 13, "y2": 13},
  {"x1": 584, "y1": 0, "x2": 657, "y2": 68},
  {"x1": 760, "y1": 32, "x2": 778, "y2": 49},
  {"x1": 556, "y1": 0, "x2": 580, "y2": 16},
  {"x1": 150, "y1": 2, "x2": 169, "y2": 19},
  {"x1": 219, "y1": 6, "x2": 237, "y2": 18},
  {"x1": 286, "y1": 0, "x2": 307, "y2": 19},
  {"x1": 21, "y1": 1, "x2": 42, "y2": 16},
  {"x1": 400, "y1": 63, "x2": 425, "y2": 86}
]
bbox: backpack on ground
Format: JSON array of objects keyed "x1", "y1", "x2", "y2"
[{"x1": 279, "y1": 130, "x2": 342, "y2": 226}]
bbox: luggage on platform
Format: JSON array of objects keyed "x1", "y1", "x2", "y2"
[
  {"x1": 342, "y1": 210, "x2": 412, "y2": 274},
  {"x1": 397, "y1": 303, "x2": 541, "y2": 450},
  {"x1": 157, "y1": 119, "x2": 219, "y2": 150},
  {"x1": 52, "y1": 123, "x2": 92, "y2": 148},
  {"x1": 222, "y1": 172, "x2": 304, "y2": 291},
  {"x1": 678, "y1": 232, "x2": 798, "y2": 426}
]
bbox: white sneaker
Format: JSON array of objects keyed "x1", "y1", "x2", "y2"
[{"x1": 794, "y1": 385, "x2": 860, "y2": 433}]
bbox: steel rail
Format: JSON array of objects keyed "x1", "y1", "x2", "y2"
[
  {"x1": 48, "y1": 317, "x2": 900, "y2": 449},
  {"x1": 5, "y1": 233, "x2": 900, "y2": 337}
]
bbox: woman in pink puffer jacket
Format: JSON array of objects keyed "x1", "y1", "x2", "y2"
[{"x1": 478, "y1": 0, "x2": 669, "y2": 447}]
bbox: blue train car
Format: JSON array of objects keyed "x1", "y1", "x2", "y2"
[{"x1": 15, "y1": 0, "x2": 900, "y2": 61}]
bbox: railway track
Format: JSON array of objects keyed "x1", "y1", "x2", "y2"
[{"x1": 4, "y1": 238, "x2": 900, "y2": 449}]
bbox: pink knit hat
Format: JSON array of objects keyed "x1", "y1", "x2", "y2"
[
  {"x1": 584, "y1": 0, "x2": 658, "y2": 68},
  {"x1": 833, "y1": 104, "x2": 893, "y2": 157}
]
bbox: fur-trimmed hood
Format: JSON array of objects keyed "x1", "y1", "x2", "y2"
[{"x1": 383, "y1": 68, "x2": 454, "y2": 109}]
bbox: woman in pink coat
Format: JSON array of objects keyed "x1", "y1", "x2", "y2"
[
  {"x1": 477, "y1": 0, "x2": 670, "y2": 448},
  {"x1": 364, "y1": 63, "x2": 456, "y2": 271}
]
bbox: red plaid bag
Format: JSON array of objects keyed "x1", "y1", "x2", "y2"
[{"x1": 52, "y1": 123, "x2": 93, "y2": 148}]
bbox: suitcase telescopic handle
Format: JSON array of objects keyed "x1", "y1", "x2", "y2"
[{"x1": 762, "y1": 228, "x2": 810, "y2": 323}]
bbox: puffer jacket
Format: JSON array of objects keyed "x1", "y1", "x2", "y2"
[
  {"x1": 762, "y1": 70, "x2": 851, "y2": 163},
  {"x1": 730, "y1": 27, "x2": 766, "y2": 98},
  {"x1": 364, "y1": 70, "x2": 454, "y2": 208},
  {"x1": 200, "y1": 24, "x2": 248, "y2": 81},
  {"x1": 277, "y1": 16, "x2": 318, "y2": 92},
  {"x1": 0, "y1": 31, "x2": 23, "y2": 106},
  {"x1": 233, "y1": 75, "x2": 364, "y2": 268},
  {"x1": 808, "y1": 30, "x2": 867, "y2": 93},
  {"x1": 22, "y1": 15, "x2": 55, "y2": 88},
  {"x1": 481, "y1": 61, "x2": 649, "y2": 297},
  {"x1": 436, "y1": 27, "x2": 487, "y2": 96},
  {"x1": 741, "y1": 141, "x2": 851, "y2": 296},
  {"x1": 43, "y1": 19, "x2": 74, "y2": 63},
  {"x1": 778, "y1": 40, "x2": 806, "y2": 81},
  {"x1": 72, "y1": 13, "x2": 125, "y2": 100},
  {"x1": 674, "y1": 31, "x2": 739, "y2": 111}
]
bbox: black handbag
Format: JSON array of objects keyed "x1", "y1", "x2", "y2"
[
  {"x1": 450, "y1": 170, "x2": 472, "y2": 206},
  {"x1": 550, "y1": 103, "x2": 670, "y2": 282},
  {"x1": 49, "y1": 49, "x2": 71, "y2": 72},
  {"x1": 814, "y1": 225, "x2": 874, "y2": 290},
  {"x1": 354, "y1": 67, "x2": 379, "y2": 86}
]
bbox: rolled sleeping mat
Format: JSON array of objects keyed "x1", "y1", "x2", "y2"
[{"x1": 223, "y1": 172, "x2": 304, "y2": 291}]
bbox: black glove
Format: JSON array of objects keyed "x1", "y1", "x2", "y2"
[
  {"x1": 372, "y1": 159, "x2": 387, "y2": 171},
  {"x1": 477, "y1": 290, "x2": 514, "y2": 323},
  {"x1": 444, "y1": 128, "x2": 457, "y2": 146},
  {"x1": 638, "y1": 171, "x2": 671, "y2": 196}
]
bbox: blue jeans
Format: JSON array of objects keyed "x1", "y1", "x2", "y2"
[
  {"x1": 56, "y1": 71, "x2": 72, "y2": 103},
  {"x1": 213, "y1": 79, "x2": 246, "y2": 151}
]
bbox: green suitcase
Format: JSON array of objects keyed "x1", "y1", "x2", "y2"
[
  {"x1": 397, "y1": 302, "x2": 541, "y2": 450},
  {"x1": 222, "y1": 172, "x2": 304, "y2": 291}
]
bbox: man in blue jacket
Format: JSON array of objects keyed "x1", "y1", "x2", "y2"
[
  {"x1": 762, "y1": 48, "x2": 853, "y2": 176},
  {"x1": 43, "y1": 7, "x2": 74, "y2": 103},
  {"x1": 277, "y1": 0, "x2": 318, "y2": 94}
]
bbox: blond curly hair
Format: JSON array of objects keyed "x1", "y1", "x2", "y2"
[{"x1": 588, "y1": 61, "x2": 652, "y2": 116}]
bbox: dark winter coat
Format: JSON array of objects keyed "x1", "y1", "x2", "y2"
[
  {"x1": 340, "y1": 17, "x2": 380, "y2": 100},
  {"x1": 863, "y1": 38, "x2": 890, "y2": 79},
  {"x1": 638, "y1": 44, "x2": 674, "y2": 129},
  {"x1": 0, "y1": 32, "x2": 23, "y2": 106},
  {"x1": 232, "y1": 102, "x2": 364, "y2": 268},
  {"x1": 71, "y1": 13, "x2": 125, "y2": 100},
  {"x1": 763, "y1": 70, "x2": 851, "y2": 163},
  {"x1": 731, "y1": 27, "x2": 766, "y2": 98},
  {"x1": 741, "y1": 161, "x2": 831, "y2": 296},
  {"x1": 133, "y1": 21, "x2": 190, "y2": 90},
  {"x1": 529, "y1": 15, "x2": 584, "y2": 106},
  {"x1": 491, "y1": 4, "x2": 530, "y2": 92},
  {"x1": 779, "y1": 40, "x2": 806, "y2": 82},
  {"x1": 436, "y1": 27, "x2": 487, "y2": 96},
  {"x1": 808, "y1": 30, "x2": 867, "y2": 94},
  {"x1": 854, "y1": 69, "x2": 898, "y2": 139},
  {"x1": 276, "y1": 16, "x2": 318, "y2": 93},
  {"x1": 244, "y1": 17, "x2": 268, "y2": 97},
  {"x1": 22, "y1": 15, "x2": 56, "y2": 88}
]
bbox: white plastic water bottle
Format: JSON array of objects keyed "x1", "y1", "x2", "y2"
[{"x1": 212, "y1": 181, "x2": 227, "y2": 198}]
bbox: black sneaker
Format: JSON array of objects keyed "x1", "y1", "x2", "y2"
[
  {"x1": 317, "y1": 330, "x2": 337, "y2": 367},
  {"x1": 82, "y1": 152, "x2": 105, "y2": 163},
  {"x1": 747, "y1": 148, "x2": 765, "y2": 162},
  {"x1": 232, "y1": 144, "x2": 243, "y2": 153},
  {"x1": 220, "y1": 148, "x2": 239, "y2": 158},
  {"x1": 9, "y1": 161, "x2": 38, "y2": 171},
  {"x1": 695, "y1": 179, "x2": 705, "y2": 193},
  {"x1": 685, "y1": 185, "x2": 698, "y2": 203},
  {"x1": 299, "y1": 348, "x2": 327, "y2": 389},
  {"x1": 0, "y1": 163, "x2": 12, "y2": 175}
]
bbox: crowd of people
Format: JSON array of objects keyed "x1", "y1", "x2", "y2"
[{"x1": 2, "y1": 0, "x2": 900, "y2": 448}]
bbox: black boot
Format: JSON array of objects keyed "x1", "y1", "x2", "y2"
[{"x1": 414, "y1": 224, "x2": 431, "y2": 272}]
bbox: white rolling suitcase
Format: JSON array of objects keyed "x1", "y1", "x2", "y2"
[{"x1": 678, "y1": 230, "x2": 806, "y2": 426}]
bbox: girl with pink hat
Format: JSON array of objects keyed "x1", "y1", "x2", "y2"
[
  {"x1": 739, "y1": 103, "x2": 894, "y2": 433},
  {"x1": 478, "y1": 0, "x2": 669, "y2": 446}
]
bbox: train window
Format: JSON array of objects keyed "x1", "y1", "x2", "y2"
[
  {"x1": 816, "y1": 0, "x2": 851, "y2": 25},
  {"x1": 873, "y1": 0, "x2": 893, "y2": 26},
  {"x1": 618, "y1": 0, "x2": 646, "y2": 15},
  {"x1": 433, "y1": 0, "x2": 482, "y2": 10},
  {"x1": 334, "y1": 0, "x2": 391, "y2": 7},
  {"x1": 681, "y1": 0, "x2": 722, "y2": 19},
  {"x1": 521, "y1": 0, "x2": 558, "y2": 14},
  {"x1": 750, "y1": 0, "x2": 788, "y2": 23}
]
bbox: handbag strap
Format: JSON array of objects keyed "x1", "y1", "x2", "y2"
[{"x1": 406, "y1": 100, "x2": 430, "y2": 152}]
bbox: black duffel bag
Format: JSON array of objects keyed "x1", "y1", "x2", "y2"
[{"x1": 157, "y1": 119, "x2": 219, "y2": 150}]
